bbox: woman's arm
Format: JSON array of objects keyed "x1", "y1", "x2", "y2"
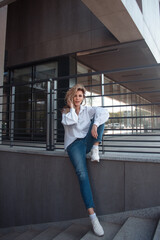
[
  {"x1": 94, "y1": 107, "x2": 109, "y2": 127},
  {"x1": 88, "y1": 106, "x2": 109, "y2": 127},
  {"x1": 61, "y1": 108, "x2": 78, "y2": 126},
  {"x1": 87, "y1": 106, "x2": 109, "y2": 139}
]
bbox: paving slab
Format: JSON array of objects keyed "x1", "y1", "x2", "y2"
[
  {"x1": 113, "y1": 217, "x2": 157, "y2": 240},
  {"x1": 52, "y1": 223, "x2": 90, "y2": 240},
  {"x1": 81, "y1": 221, "x2": 121, "y2": 240},
  {"x1": 14, "y1": 229, "x2": 41, "y2": 240},
  {"x1": 0, "y1": 232, "x2": 22, "y2": 240},
  {"x1": 153, "y1": 219, "x2": 160, "y2": 240},
  {"x1": 31, "y1": 225, "x2": 69, "y2": 240}
]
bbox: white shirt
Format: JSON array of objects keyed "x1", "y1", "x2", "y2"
[{"x1": 61, "y1": 105, "x2": 109, "y2": 149}]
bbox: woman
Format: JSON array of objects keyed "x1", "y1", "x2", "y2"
[{"x1": 61, "y1": 84, "x2": 109, "y2": 237}]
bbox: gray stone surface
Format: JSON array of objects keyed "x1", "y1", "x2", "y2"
[
  {"x1": 1, "y1": 145, "x2": 160, "y2": 163},
  {"x1": 52, "y1": 224, "x2": 90, "y2": 240},
  {"x1": 99, "y1": 206, "x2": 160, "y2": 225},
  {"x1": 0, "y1": 232, "x2": 21, "y2": 240},
  {"x1": 27, "y1": 224, "x2": 69, "y2": 240},
  {"x1": 0, "y1": 151, "x2": 124, "y2": 227},
  {"x1": 1, "y1": 148, "x2": 160, "y2": 228},
  {"x1": 88, "y1": 159, "x2": 124, "y2": 216},
  {"x1": 81, "y1": 221, "x2": 121, "y2": 240},
  {"x1": 153, "y1": 219, "x2": 160, "y2": 240},
  {"x1": 14, "y1": 230, "x2": 40, "y2": 240},
  {"x1": 0, "y1": 208, "x2": 160, "y2": 240},
  {"x1": 125, "y1": 162, "x2": 160, "y2": 210},
  {"x1": 113, "y1": 217, "x2": 157, "y2": 240}
]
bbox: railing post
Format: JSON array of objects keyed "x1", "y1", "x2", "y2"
[
  {"x1": 47, "y1": 78, "x2": 56, "y2": 151},
  {"x1": 10, "y1": 86, "x2": 15, "y2": 147},
  {"x1": 46, "y1": 79, "x2": 52, "y2": 150},
  {"x1": 101, "y1": 74, "x2": 105, "y2": 154},
  {"x1": 0, "y1": 86, "x2": 2, "y2": 143},
  {"x1": 51, "y1": 79, "x2": 57, "y2": 150}
]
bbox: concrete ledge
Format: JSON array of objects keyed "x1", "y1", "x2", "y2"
[{"x1": 0, "y1": 145, "x2": 160, "y2": 163}]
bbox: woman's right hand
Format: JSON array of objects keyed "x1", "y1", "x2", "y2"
[{"x1": 67, "y1": 98, "x2": 74, "y2": 108}]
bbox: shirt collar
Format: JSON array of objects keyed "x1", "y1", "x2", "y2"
[{"x1": 80, "y1": 105, "x2": 85, "y2": 113}]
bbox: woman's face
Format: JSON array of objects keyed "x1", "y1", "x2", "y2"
[{"x1": 73, "y1": 90, "x2": 84, "y2": 107}]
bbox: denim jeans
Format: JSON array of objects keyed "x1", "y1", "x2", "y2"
[{"x1": 67, "y1": 120, "x2": 105, "y2": 209}]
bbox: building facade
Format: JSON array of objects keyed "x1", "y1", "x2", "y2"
[{"x1": 0, "y1": 0, "x2": 160, "y2": 227}]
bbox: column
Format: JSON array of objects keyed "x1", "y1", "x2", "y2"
[{"x1": 0, "y1": 5, "x2": 8, "y2": 142}]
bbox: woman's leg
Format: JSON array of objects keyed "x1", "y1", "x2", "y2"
[
  {"x1": 67, "y1": 139, "x2": 95, "y2": 210},
  {"x1": 85, "y1": 119, "x2": 105, "y2": 154},
  {"x1": 67, "y1": 139, "x2": 104, "y2": 237}
]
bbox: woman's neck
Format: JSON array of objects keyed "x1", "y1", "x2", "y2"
[{"x1": 75, "y1": 106, "x2": 80, "y2": 115}]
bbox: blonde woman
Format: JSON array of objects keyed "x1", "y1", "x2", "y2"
[{"x1": 61, "y1": 84, "x2": 109, "y2": 237}]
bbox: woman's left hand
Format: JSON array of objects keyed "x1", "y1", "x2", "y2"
[{"x1": 91, "y1": 124, "x2": 98, "y2": 139}]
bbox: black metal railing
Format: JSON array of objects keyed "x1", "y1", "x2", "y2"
[{"x1": 0, "y1": 64, "x2": 160, "y2": 154}]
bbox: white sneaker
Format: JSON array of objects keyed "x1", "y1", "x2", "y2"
[
  {"x1": 91, "y1": 147, "x2": 100, "y2": 162},
  {"x1": 91, "y1": 216, "x2": 104, "y2": 237}
]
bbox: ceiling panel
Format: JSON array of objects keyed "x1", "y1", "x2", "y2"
[{"x1": 77, "y1": 40, "x2": 160, "y2": 103}]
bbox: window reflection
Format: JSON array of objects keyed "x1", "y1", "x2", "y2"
[
  {"x1": 12, "y1": 62, "x2": 57, "y2": 141},
  {"x1": 77, "y1": 61, "x2": 160, "y2": 135}
]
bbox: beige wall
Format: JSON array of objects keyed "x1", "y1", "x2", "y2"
[
  {"x1": 142, "y1": 0, "x2": 160, "y2": 56},
  {"x1": 121, "y1": 0, "x2": 160, "y2": 63},
  {"x1": 81, "y1": 0, "x2": 160, "y2": 63},
  {"x1": 0, "y1": 5, "x2": 7, "y2": 142},
  {"x1": 6, "y1": 0, "x2": 118, "y2": 67}
]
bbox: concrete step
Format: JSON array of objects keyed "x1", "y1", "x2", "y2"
[
  {"x1": 81, "y1": 221, "x2": 121, "y2": 240},
  {"x1": 0, "y1": 232, "x2": 22, "y2": 240},
  {"x1": 153, "y1": 219, "x2": 160, "y2": 240},
  {"x1": 30, "y1": 225, "x2": 69, "y2": 240},
  {"x1": 113, "y1": 217, "x2": 157, "y2": 240},
  {"x1": 0, "y1": 207, "x2": 160, "y2": 240},
  {"x1": 14, "y1": 229, "x2": 41, "y2": 240},
  {"x1": 52, "y1": 223, "x2": 90, "y2": 240}
]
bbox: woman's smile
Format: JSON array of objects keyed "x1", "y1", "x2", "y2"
[{"x1": 73, "y1": 90, "x2": 84, "y2": 106}]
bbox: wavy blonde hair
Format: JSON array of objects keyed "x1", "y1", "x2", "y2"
[{"x1": 62, "y1": 84, "x2": 86, "y2": 113}]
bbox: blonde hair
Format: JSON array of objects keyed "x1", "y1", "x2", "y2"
[{"x1": 62, "y1": 84, "x2": 86, "y2": 113}]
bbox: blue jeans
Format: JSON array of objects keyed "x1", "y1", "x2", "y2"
[{"x1": 67, "y1": 120, "x2": 105, "y2": 209}]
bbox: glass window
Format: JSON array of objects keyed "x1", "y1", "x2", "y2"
[
  {"x1": 12, "y1": 61, "x2": 58, "y2": 142},
  {"x1": 33, "y1": 62, "x2": 58, "y2": 139},
  {"x1": 14, "y1": 67, "x2": 32, "y2": 139}
]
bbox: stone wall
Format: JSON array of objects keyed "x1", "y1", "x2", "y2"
[{"x1": 0, "y1": 149, "x2": 160, "y2": 227}]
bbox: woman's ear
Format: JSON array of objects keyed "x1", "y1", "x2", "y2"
[{"x1": 81, "y1": 97, "x2": 86, "y2": 105}]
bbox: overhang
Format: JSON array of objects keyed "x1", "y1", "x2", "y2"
[
  {"x1": 81, "y1": 0, "x2": 160, "y2": 63},
  {"x1": 77, "y1": 40, "x2": 160, "y2": 104},
  {"x1": 81, "y1": 0, "x2": 142, "y2": 42},
  {"x1": 0, "y1": 0, "x2": 16, "y2": 8}
]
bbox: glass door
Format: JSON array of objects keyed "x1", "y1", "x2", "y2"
[
  {"x1": 33, "y1": 62, "x2": 58, "y2": 140},
  {"x1": 13, "y1": 67, "x2": 32, "y2": 140},
  {"x1": 12, "y1": 61, "x2": 58, "y2": 142}
]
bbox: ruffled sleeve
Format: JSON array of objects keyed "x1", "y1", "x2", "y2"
[
  {"x1": 87, "y1": 106, "x2": 109, "y2": 127},
  {"x1": 61, "y1": 108, "x2": 78, "y2": 126}
]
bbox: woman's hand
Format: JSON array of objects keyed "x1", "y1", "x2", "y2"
[
  {"x1": 67, "y1": 98, "x2": 74, "y2": 108},
  {"x1": 91, "y1": 124, "x2": 98, "y2": 139}
]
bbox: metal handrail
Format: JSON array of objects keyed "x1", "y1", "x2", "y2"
[{"x1": 0, "y1": 67, "x2": 160, "y2": 153}]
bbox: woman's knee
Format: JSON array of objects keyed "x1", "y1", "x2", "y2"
[{"x1": 77, "y1": 170, "x2": 88, "y2": 182}]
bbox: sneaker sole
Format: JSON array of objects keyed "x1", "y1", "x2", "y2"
[{"x1": 91, "y1": 159, "x2": 100, "y2": 162}]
